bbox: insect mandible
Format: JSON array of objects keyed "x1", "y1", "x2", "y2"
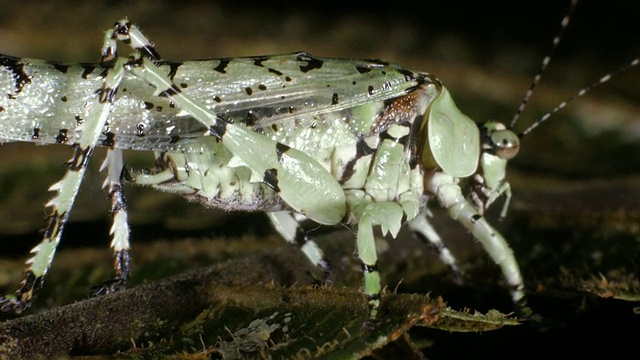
[{"x1": 0, "y1": 0, "x2": 637, "y2": 327}]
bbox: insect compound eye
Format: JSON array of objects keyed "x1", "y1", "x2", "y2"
[{"x1": 490, "y1": 130, "x2": 520, "y2": 159}]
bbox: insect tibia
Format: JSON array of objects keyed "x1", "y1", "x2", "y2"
[{"x1": 426, "y1": 172, "x2": 524, "y2": 304}]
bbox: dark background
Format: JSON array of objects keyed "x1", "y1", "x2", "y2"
[{"x1": 0, "y1": 1, "x2": 639, "y2": 358}]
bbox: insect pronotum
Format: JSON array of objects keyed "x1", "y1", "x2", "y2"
[{"x1": 0, "y1": 0, "x2": 636, "y2": 326}]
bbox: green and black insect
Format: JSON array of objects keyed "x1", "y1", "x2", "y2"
[{"x1": 0, "y1": 0, "x2": 636, "y2": 326}]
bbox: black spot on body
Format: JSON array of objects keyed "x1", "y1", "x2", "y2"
[
  {"x1": 170, "y1": 135, "x2": 180, "y2": 143},
  {"x1": 397, "y1": 69, "x2": 416, "y2": 81},
  {"x1": 81, "y1": 65, "x2": 95, "y2": 79},
  {"x1": 246, "y1": 111, "x2": 259, "y2": 126},
  {"x1": 470, "y1": 214, "x2": 482, "y2": 224},
  {"x1": 263, "y1": 168, "x2": 280, "y2": 192},
  {"x1": 51, "y1": 63, "x2": 69, "y2": 73},
  {"x1": 136, "y1": 123, "x2": 146, "y2": 137},
  {"x1": 268, "y1": 68, "x2": 283, "y2": 76},
  {"x1": 252, "y1": 56, "x2": 270, "y2": 67},
  {"x1": 332, "y1": 93, "x2": 339, "y2": 105},
  {"x1": 102, "y1": 131, "x2": 116, "y2": 148},
  {"x1": 298, "y1": 55, "x2": 324, "y2": 73},
  {"x1": 0, "y1": 54, "x2": 32, "y2": 93},
  {"x1": 356, "y1": 66, "x2": 371, "y2": 74},
  {"x1": 75, "y1": 115, "x2": 83, "y2": 124},
  {"x1": 258, "y1": 84, "x2": 267, "y2": 91},
  {"x1": 55, "y1": 129, "x2": 69, "y2": 144},
  {"x1": 245, "y1": 87, "x2": 253, "y2": 95},
  {"x1": 168, "y1": 62, "x2": 181, "y2": 80},
  {"x1": 213, "y1": 96, "x2": 222, "y2": 103},
  {"x1": 32, "y1": 128, "x2": 40, "y2": 139},
  {"x1": 368, "y1": 85, "x2": 374, "y2": 95},
  {"x1": 214, "y1": 59, "x2": 230, "y2": 73},
  {"x1": 144, "y1": 101, "x2": 154, "y2": 110},
  {"x1": 60, "y1": 96, "x2": 67, "y2": 102}
]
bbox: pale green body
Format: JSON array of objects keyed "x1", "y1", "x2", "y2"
[{"x1": 0, "y1": 20, "x2": 523, "y2": 320}]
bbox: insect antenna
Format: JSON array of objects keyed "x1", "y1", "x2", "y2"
[
  {"x1": 518, "y1": 57, "x2": 640, "y2": 138},
  {"x1": 509, "y1": 0, "x2": 578, "y2": 130}
]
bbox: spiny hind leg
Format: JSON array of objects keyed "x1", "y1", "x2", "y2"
[
  {"x1": 0, "y1": 60, "x2": 128, "y2": 313},
  {"x1": 407, "y1": 211, "x2": 463, "y2": 284},
  {"x1": 267, "y1": 211, "x2": 332, "y2": 283},
  {"x1": 93, "y1": 148, "x2": 132, "y2": 296}
]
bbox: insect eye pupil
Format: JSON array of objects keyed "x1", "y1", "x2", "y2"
[{"x1": 491, "y1": 130, "x2": 520, "y2": 160}]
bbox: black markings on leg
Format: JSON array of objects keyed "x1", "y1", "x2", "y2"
[
  {"x1": 470, "y1": 214, "x2": 482, "y2": 224},
  {"x1": 3, "y1": 270, "x2": 45, "y2": 313},
  {"x1": 363, "y1": 262, "x2": 379, "y2": 274},
  {"x1": 113, "y1": 249, "x2": 131, "y2": 281},
  {"x1": 366, "y1": 292, "x2": 381, "y2": 301},
  {"x1": 109, "y1": 182, "x2": 127, "y2": 214},
  {"x1": 294, "y1": 226, "x2": 333, "y2": 282},
  {"x1": 43, "y1": 210, "x2": 65, "y2": 241},
  {"x1": 209, "y1": 117, "x2": 228, "y2": 140},
  {"x1": 97, "y1": 85, "x2": 117, "y2": 103},
  {"x1": 93, "y1": 249, "x2": 131, "y2": 297},
  {"x1": 65, "y1": 144, "x2": 94, "y2": 171},
  {"x1": 263, "y1": 168, "x2": 280, "y2": 193},
  {"x1": 158, "y1": 84, "x2": 181, "y2": 98}
]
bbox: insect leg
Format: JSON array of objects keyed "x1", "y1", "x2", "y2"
[
  {"x1": 426, "y1": 172, "x2": 526, "y2": 311},
  {"x1": 0, "y1": 59, "x2": 127, "y2": 313},
  {"x1": 267, "y1": 211, "x2": 333, "y2": 282},
  {"x1": 354, "y1": 201, "x2": 405, "y2": 324},
  {"x1": 93, "y1": 148, "x2": 131, "y2": 295},
  {"x1": 407, "y1": 212, "x2": 463, "y2": 284}
]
